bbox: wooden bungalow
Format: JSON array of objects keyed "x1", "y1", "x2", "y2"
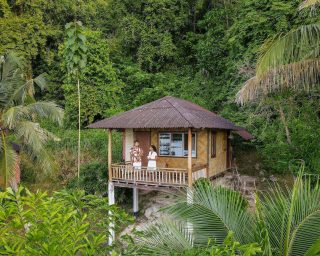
[{"x1": 88, "y1": 96, "x2": 251, "y2": 218}]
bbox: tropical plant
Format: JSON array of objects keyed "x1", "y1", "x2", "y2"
[
  {"x1": 236, "y1": 0, "x2": 320, "y2": 105},
  {"x1": 0, "y1": 53, "x2": 63, "y2": 189},
  {"x1": 131, "y1": 168, "x2": 320, "y2": 256},
  {"x1": 63, "y1": 21, "x2": 87, "y2": 179},
  {"x1": 0, "y1": 186, "x2": 131, "y2": 255},
  {"x1": 176, "y1": 232, "x2": 261, "y2": 256},
  {"x1": 299, "y1": 0, "x2": 320, "y2": 10},
  {"x1": 63, "y1": 30, "x2": 124, "y2": 127}
]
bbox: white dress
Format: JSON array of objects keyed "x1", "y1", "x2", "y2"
[{"x1": 147, "y1": 151, "x2": 157, "y2": 169}]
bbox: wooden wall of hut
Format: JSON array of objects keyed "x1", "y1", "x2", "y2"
[
  {"x1": 208, "y1": 130, "x2": 228, "y2": 176},
  {"x1": 150, "y1": 129, "x2": 208, "y2": 169},
  {"x1": 125, "y1": 128, "x2": 229, "y2": 177}
]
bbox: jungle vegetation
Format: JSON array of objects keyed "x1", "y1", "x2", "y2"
[
  {"x1": 1, "y1": 0, "x2": 319, "y2": 178},
  {"x1": 1, "y1": 0, "x2": 320, "y2": 255}
]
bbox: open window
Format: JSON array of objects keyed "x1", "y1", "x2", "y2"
[{"x1": 159, "y1": 132, "x2": 196, "y2": 157}]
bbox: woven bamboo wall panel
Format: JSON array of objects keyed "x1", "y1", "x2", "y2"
[
  {"x1": 208, "y1": 130, "x2": 227, "y2": 176},
  {"x1": 151, "y1": 129, "x2": 208, "y2": 169}
]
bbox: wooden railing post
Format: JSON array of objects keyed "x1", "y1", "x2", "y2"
[{"x1": 188, "y1": 128, "x2": 192, "y2": 187}]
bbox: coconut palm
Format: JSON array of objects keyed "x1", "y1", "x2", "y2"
[
  {"x1": 236, "y1": 0, "x2": 320, "y2": 105},
  {"x1": 132, "y1": 169, "x2": 320, "y2": 256},
  {"x1": 0, "y1": 52, "x2": 64, "y2": 188},
  {"x1": 299, "y1": 0, "x2": 320, "y2": 10}
]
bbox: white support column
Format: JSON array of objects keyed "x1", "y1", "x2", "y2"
[
  {"x1": 187, "y1": 187, "x2": 194, "y2": 246},
  {"x1": 133, "y1": 186, "x2": 139, "y2": 217},
  {"x1": 108, "y1": 181, "x2": 115, "y2": 246}
]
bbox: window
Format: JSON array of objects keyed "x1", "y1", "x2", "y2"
[
  {"x1": 211, "y1": 131, "x2": 216, "y2": 158},
  {"x1": 159, "y1": 132, "x2": 196, "y2": 157}
]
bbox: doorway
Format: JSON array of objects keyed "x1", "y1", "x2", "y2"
[{"x1": 134, "y1": 131, "x2": 151, "y2": 166}]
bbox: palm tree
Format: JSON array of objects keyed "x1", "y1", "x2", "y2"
[
  {"x1": 132, "y1": 169, "x2": 320, "y2": 256},
  {"x1": 299, "y1": 0, "x2": 320, "y2": 10},
  {"x1": 0, "y1": 53, "x2": 64, "y2": 188},
  {"x1": 236, "y1": 1, "x2": 320, "y2": 105}
]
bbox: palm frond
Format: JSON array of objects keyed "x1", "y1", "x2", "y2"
[
  {"x1": 299, "y1": 0, "x2": 320, "y2": 10},
  {"x1": 163, "y1": 183, "x2": 253, "y2": 246},
  {"x1": 256, "y1": 24, "x2": 320, "y2": 77},
  {"x1": 132, "y1": 219, "x2": 194, "y2": 256},
  {"x1": 0, "y1": 140, "x2": 18, "y2": 189},
  {"x1": 0, "y1": 52, "x2": 24, "y2": 80},
  {"x1": 236, "y1": 24, "x2": 320, "y2": 104},
  {"x1": 33, "y1": 73, "x2": 51, "y2": 91},
  {"x1": 1, "y1": 106, "x2": 29, "y2": 129},
  {"x1": 2, "y1": 102, "x2": 63, "y2": 130},
  {"x1": 24, "y1": 102, "x2": 64, "y2": 126},
  {"x1": 260, "y1": 170, "x2": 320, "y2": 256},
  {"x1": 304, "y1": 238, "x2": 320, "y2": 256},
  {"x1": 32, "y1": 148, "x2": 57, "y2": 174},
  {"x1": 10, "y1": 79, "x2": 35, "y2": 104},
  {"x1": 254, "y1": 194, "x2": 272, "y2": 255},
  {"x1": 0, "y1": 53, "x2": 24, "y2": 107},
  {"x1": 13, "y1": 121, "x2": 54, "y2": 154},
  {"x1": 236, "y1": 59, "x2": 320, "y2": 104}
]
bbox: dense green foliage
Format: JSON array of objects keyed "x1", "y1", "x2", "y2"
[
  {"x1": 0, "y1": 186, "x2": 132, "y2": 255},
  {"x1": 1, "y1": 1, "x2": 320, "y2": 172}
]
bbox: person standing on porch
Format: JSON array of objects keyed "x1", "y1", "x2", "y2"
[
  {"x1": 147, "y1": 145, "x2": 157, "y2": 170},
  {"x1": 130, "y1": 140, "x2": 143, "y2": 169}
]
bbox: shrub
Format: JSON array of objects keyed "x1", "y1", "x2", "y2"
[
  {"x1": 0, "y1": 186, "x2": 132, "y2": 255},
  {"x1": 67, "y1": 161, "x2": 132, "y2": 204},
  {"x1": 178, "y1": 232, "x2": 261, "y2": 256}
]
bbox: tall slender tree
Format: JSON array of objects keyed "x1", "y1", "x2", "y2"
[
  {"x1": 63, "y1": 21, "x2": 87, "y2": 178},
  {"x1": 0, "y1": 53, "x2": 63, "y2": 189}
]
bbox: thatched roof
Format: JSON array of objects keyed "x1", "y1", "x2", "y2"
[{"x1": 88, "y1": 96, "x2": 251, "y2": 137}]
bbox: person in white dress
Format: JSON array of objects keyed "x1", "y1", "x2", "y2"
[{"x1": 147, "y1": 145, "x2": 157, "y2": 170}]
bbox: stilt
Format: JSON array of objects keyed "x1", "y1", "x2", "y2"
[
  {"x1": 107, "y1": 129, "x2": 114, "y2": 246},
  {"x1": 108, "y1": 182, "x2": 115, "y2": 246},
  {"x1": 133, "y1": 186, "x2": 139, "y2": 217},
  {"x1": 187, "y1": 187, "x2": 194, "y2": 246}
]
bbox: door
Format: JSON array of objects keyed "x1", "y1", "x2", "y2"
[{"x1": 134, "y1": 131, "x2": 151, "y2": 166}]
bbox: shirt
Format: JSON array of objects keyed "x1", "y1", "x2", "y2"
[
  {"x1": 130, "y1": 146, "x2": 143, "y2": 164},
  {"x1": 147, "y1": 151, "x2": 157, "y2": 168}
]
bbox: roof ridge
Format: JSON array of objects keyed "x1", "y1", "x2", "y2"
[{"x1": 165, "y1": 96, "x2": 194, "y2": 127}]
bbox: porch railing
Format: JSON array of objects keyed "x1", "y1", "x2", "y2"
[
  {"x1": 111, "y1": 164, "x2": 188, "y2": 186},
  {"x1": 111, "y1": 163, "x2": 209, "y2": 187},
  {"x1": 192, "y1": 164, "x2": 208, "y2": 182}
]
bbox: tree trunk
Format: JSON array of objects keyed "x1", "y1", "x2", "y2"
[
  {"x1": 278, "y1": 104, "x2": 292, "y2": 145},
  {"x1": 77, "y1": 78, "x2": 81, "y2": 178}
]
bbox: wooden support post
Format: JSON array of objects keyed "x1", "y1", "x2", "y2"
[
  {"x1": 108, "y1": 181, "x2": 115, "y2": 246},
  {"x1": 108, "y1": 129, "x2": 112, "y2": 181},
  {"x1": 188, "y1": 128, "x2": 192, "y2": 187},
  {"x1": 133, "y1": 186, "x2": 139, "y2": 217}
]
